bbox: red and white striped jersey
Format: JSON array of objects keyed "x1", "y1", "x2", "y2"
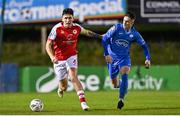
[{"x1": 48, "y1": 22, "x2": 83, "y2": 60}]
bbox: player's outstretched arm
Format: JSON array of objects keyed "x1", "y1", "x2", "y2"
[
  {"x1": 81, "y1": 28, "x2": 102, "y2": 39},
  {"x1": 135, "y1": 31, "x2": 151, "y2": 69}
]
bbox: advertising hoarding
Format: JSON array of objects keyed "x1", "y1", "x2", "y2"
[
  {"x1": 0, "y1": 64, "x2": 18, "y2": 92},
  {"x1": 0, "y1": 0, "x2": 126, "y2": 24},
  {"x1": 128, "y1": 0, "x2": 180, "y2": 24},
  {"x1": 20, "y1": 65, "x2": 180, "y2": 92}
]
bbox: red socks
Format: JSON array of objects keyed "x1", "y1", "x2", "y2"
[{"x1": 77, "y1": 90, "x2": 86, "y2": 103}]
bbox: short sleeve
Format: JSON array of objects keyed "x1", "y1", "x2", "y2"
[
  {"x1": 48, "y1": 27, "x2": 57, "y2": 40},
  {"x1": 73, "y1": 23, "x2": 85, "y2": 34}
]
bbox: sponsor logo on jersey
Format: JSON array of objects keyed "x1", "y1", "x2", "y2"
[
  {"x1": 119, "y1": 32, "x2": 123, "y2": 35},
  {"x1": 67, "y1": 34, "x2": 73, "y2": 40},
  {"x1": 115, "y1": 39, "x2": 129, "y2": 47}
]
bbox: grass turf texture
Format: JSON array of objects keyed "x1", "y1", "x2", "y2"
[{"x1": 0, "y1": 91, "x2": 180, "y2": 115}]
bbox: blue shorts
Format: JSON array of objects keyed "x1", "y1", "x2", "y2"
[{"x1": 107, "y1": 56, "x2": 131, "y2": 79}]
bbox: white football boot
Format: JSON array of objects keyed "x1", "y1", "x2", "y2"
[{"x1": 81, "y1": 102, "x2": 89, "y2": 111}]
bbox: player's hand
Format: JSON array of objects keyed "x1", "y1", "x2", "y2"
[
  {"x1": 51, "y1": 57, "x2": 58, "y2": 64},
  {"x1": 105, "y1": 55, "x2": 112, "y2": 63},
  {"x1": 145, "y1": 60, "x2": 151, "y2": 69}
]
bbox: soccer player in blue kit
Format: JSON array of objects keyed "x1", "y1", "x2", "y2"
[{"x1": 102, "y1": 12, "x2": 151, "y2": 109}]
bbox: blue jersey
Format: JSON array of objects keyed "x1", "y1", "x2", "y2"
[{"x1": 102, "y1": 23, "x2": 150, "y2": 60}]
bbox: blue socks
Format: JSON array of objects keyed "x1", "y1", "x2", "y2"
[{"x1": 119, "y1": 74, "x2": 128, "y2": 99}]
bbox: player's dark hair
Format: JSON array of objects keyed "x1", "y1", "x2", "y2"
[
  {"x1": 62, "y1": 8, "x2": 74, "y2": 16},
  {"x1": 126, "y1": 11, "x2": 136, "y2": 20}
]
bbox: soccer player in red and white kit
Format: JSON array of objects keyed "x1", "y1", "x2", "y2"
[{"x1": 46, "y1": 8, "x2": 102, "y2": 111}]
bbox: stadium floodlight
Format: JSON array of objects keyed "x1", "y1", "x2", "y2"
[{"x1": 0, "y1": 0, "x2": 6, "y2": 67}]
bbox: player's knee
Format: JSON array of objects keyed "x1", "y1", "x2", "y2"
[{"x1": 121, "y1": 67, "x2": 130, "y2": 74}]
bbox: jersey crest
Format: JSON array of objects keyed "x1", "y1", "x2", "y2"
[
  {"x1": 73, "y1": 29, "x2": 78, "y2": 34},
  {"x1": 129, "y1": 34, "x2": 134, "y2": 38}
]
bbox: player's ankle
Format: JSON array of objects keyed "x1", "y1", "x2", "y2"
[{"x1": 119, "y1": 98, "x2": 124, "y2": 102}]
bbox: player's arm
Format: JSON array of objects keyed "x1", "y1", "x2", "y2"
[
  {"x1": 46, "y1": 40, "x2": 57, "y2": 63},
  {"x1": 142, "y1": 44, "x2": 151, "y2": 68},
  {"x1": 135, "y1": 32, "x2": 151, "y2": 68},
  {"x1": 45, "y1": 27, "x2": 58, "y2": 63},
  {"x1": 80, "y1": 28, "x2": 102, "y2": 39},
  {"x1": 102, "y1": 25, "x2": 116, "y2": 63}
]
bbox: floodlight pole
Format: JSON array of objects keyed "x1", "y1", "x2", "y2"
[
  {"x1": 41, "y1": 26, "x2": 47, "y2": 54},
  {"x1": 0, "y1": 0, "x2": 6, "y2": 67}
]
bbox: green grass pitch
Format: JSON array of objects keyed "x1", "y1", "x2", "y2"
[{"x1": 0, "y1": 91, "x2": 180, "y2": 115}]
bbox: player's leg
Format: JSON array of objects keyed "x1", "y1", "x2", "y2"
[
  {"x1": 117, "y1": 57, "x2": 131, "y2": 109},
  {"x1": 68, "y1": 68, "x2": 83, "y2": 91},
  {"x1": 108, "y1": 60, "x2": 120, "y2": 88},
  {"x1": 57, "y1": 77, "x2": 68, "y2": 98},
  {"x1": 119, "y1": 66, "x2": 130, "y2": 99},
  {"x1": 67, "y1": 55, "x2": 89, "y2": 111},
  {"x1": 53, "y1": 61, "x2": 68, "y2": 98},
  {"x1": 117, "y1": 66, "x2": 130, "y2": 109},
  {"x1": 68, "y1": 68, "x2": 89, "y2": 110},
  {"x1": 112, "y1": 78, "x2": 119, "y2": 88}
]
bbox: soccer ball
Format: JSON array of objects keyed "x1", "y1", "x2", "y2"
[{"x1": 29, "y1": 99, "x2": 44, "y2": 112}]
